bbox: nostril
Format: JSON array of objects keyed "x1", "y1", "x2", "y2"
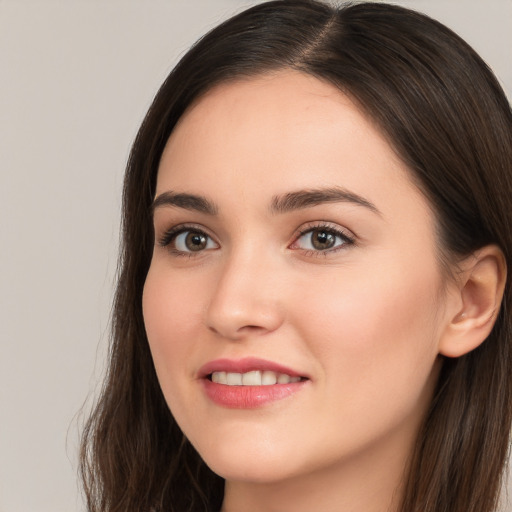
[
  {"x1": 204, "y1": 289, "x2": 285, "y2": 340},
  {"x1": 207, "y1": 322, "x2": 275, "y2": 340}
]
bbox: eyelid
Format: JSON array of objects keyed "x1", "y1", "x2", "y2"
[
  {"x1": 156, "y1": 220, "x2": 355, "y2": 257},
  {"x1": 158, "y1": 223, "x2": 219, "y2": 251},
  {"x1": 289, "y1": 221, "x2": 356, "y2": 254}
]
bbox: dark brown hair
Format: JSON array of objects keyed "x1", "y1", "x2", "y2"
[{"x1": 80, "y1": 2, "x2": 512, "y2": 511}]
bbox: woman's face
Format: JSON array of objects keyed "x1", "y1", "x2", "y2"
[{"x1": 143, "y1": 71, "x2": 452, "y2": 485}]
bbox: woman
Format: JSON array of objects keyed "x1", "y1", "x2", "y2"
[{"x1": 80, "y1": 1, "x2": 512, "y2": 511}]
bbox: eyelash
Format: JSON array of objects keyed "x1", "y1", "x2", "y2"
[
  {"x1": 157, "y1": 222, "x2": 355, "y2": 257},
  {"x1": 291, "y1": 223, "x2": 355, "y2": 257},
  {"x1": 158, "y1": 224, "x2": 217, "y2": 257}
]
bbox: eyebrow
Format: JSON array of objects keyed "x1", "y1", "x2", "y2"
[
  {"x1": 270, "y1": 187, "x2": 381, "y2": 215},
  {"x1": 151, "y1": 186, "x2": 380, "y2": 216},
  {"x1": 152, "y1": 191, "x2": 219, "y2": 215}
]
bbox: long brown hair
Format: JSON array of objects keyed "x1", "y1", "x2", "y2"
[{"x1": 80, "y1": 2, "x2": 512, "y2": 511}]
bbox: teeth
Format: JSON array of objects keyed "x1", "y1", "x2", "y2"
[
  {"x1": 242, "y1": 371, "x2": 261, "y2": 386},
  {"x1": 226, "y1": 372, "x2": 243, "y2": 385},
  {"x1": 277, "y1": 373, "x2": 290, "y2": 384},
  {"x1": 261, "y1": 370, "x2": 277, "y2": 385},
  {"x1": 211, "y1": 370, "x2": 302, "y2": 386},
  {"x1": 212, "y1": 371, "x2": 227, "y2": 384}
]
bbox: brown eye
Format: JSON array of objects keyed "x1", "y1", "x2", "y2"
[
  {"x1": 310, "y1": 230, "x2": 336, "y2": 250},
  {"x1": 184, "y1": 232, "x2": 208, "y2": 251},
  {"x1": 292, "y1": 225, "x2": 353, "y2": 253},
  {"x1": 169, "y1": 229, "x2": 218, "y2": 253}
]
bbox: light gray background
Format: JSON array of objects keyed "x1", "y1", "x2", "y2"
[{"x1": 1, "y1": 1, "x2": 511, "y2": 511}]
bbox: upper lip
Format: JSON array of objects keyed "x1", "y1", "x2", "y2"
[{"x1": 198, "y1": 357, "x2": 308, "y2": 379}]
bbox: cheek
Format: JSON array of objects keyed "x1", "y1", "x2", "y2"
[
  {"x1": 294, "y1": 257, "x2": 442, "y2": 414},
  {"x1": 142, "y1": 264, "x2": 206, "y2": 398}
]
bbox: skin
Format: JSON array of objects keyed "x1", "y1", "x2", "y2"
[{"x1": 142, "y1": 71, "x2": 469, "y2": 512}]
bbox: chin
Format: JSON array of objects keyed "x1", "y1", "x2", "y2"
[
  {"x1": 195, "y1": 437, "x2": 304, "y2": 484},
  {"x1": 206, "y1": 458, "x2": 296, "y2": 484}
]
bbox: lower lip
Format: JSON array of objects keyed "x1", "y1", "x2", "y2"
[{"x1": 202, "y1": 379, "x2": 307, "y2": 408}]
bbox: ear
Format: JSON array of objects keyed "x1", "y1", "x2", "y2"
[{"x1": 439, "y1": 245, "x2": 507, "y2": 358}]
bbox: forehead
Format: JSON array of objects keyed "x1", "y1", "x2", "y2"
[
  {"x1": 165, "y1": 71, "x2": 387, "y2": 164},
  {"x1": 156, "y1": 70, "x2": 429, "y2": 222}
]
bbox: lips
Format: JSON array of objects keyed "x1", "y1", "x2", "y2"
[
  {"x1": 198, "y1": 357, "x2": 309, "y2": 408},
  {"x1": 198, "y1": 357, "x2": 307, "y2": 379},
  {"x1": 211, "y1": 370, "x2": 302, "y2": 386}
]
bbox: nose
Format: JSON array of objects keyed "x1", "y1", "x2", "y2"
[{"x1": 204, "y1": 249, "x2": 285, "y2": 341}]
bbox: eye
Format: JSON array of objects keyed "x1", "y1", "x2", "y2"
[
  {"x1": 159, "y1": 226, "x2": 218, "y2": 254},
  {"x1": 290, "y1": 224, "x2": 354, "y2": 253}
]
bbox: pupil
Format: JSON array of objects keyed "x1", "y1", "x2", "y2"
[
  {"x1": 313, "y1": 230, "x2": 334, "y2": 250},
  {"x1": 186, "y1": 232, "x2": 206, "y2": 251}
]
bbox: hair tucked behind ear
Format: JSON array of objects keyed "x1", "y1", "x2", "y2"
[{"x1": 80, "y1": 2, "x2": 512, "y2": 511}]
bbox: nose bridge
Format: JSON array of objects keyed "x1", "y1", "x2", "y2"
[{"x1": 205, "y1": 243, "x2": 284, "y2": 339}]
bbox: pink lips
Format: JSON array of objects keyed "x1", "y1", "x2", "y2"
[
  {"x1": 198, "y1": 357, "x2": 308, "y2": 409},
  {"x1": 198, "y1": 357, "x2": 305, "y2": 378}
]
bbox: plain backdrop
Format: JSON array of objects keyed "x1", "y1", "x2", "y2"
[{"x1": 1, "y1": 1, "x2": 511, "y2": 511}]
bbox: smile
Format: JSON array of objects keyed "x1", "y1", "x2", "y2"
[
  {"x1": 199, "y1": 358, "x2": 309, "y2": 408},
  {"x1": 210, "y1": 370, "x2": 303, "y2": 386}
]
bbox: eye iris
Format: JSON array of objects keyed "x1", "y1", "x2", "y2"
[
  {"x1": 185, "y1": 232, "x2": 207, "y2": 251},
  {"x1": 312, "y1": 230, "x2": 335, "y2": 250}
]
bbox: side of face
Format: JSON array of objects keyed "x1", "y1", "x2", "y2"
[{"x1": 142, "y1": 71, "x2": 456, "y2": 485}]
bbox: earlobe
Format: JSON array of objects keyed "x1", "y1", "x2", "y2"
[{"x1": 439, "y1": 245, "x2": 507, "y2": 358}]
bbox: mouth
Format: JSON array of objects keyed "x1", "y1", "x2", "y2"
[
  {"x1": 208, "y1": 370, "x2": 305, "y2": 386},
  {"x1": 199, "y1": 358, "x2": 309, "y2": 408}
]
